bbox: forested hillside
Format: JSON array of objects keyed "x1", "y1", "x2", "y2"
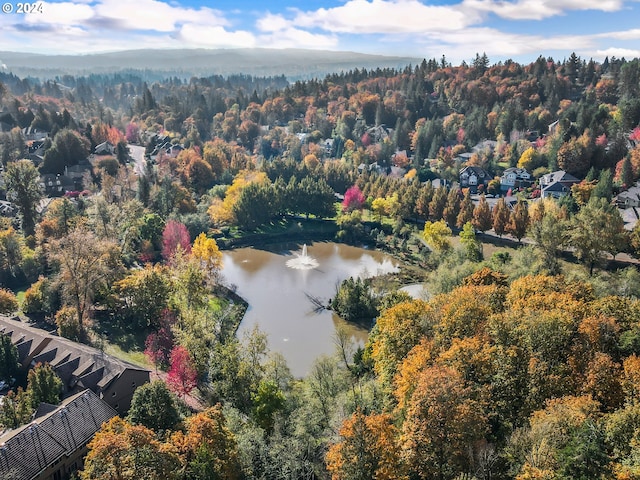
[{"x1": 1, "y1": 53, "x2": 640, "y2": 479}]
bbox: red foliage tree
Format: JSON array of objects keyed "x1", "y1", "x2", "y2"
[
  {"x1": 125, "y1": 123, "x2": 139, "y2": 143},
  {"x1": 342, "y1": 185, "x2": 365, "y2": 212},
  {"x1": 144, "y1": 310, "x2": 176, "y2": 371},
  {"x1": 166, "y1": 346, "x2": 198, "y2": 398},
  {"x1": 161, "y1": 220, "x2": 191, "y2": 261}
]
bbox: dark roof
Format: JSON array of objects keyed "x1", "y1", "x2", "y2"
[
  {"x1": 541, "y1": 170, "x2": 579, "y2": 185},
  {"x1": 0, "y1": 316, "x2": 149, "y2": 401},
  {"x1": 542, "y1": 181, "x2": 572, "y2": 192},
  {"x1": 460, "y1": 165, "x2": 489, "y2": 177},
  {"x1": 0, "y1": 389, "x2": 116, "y2": 480}
]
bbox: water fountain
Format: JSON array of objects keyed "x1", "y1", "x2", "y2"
[{"x1": 286, "y1": 244, "x2": 319, "y2": 270}]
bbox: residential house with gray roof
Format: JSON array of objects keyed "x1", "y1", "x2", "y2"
[
  {"x1": 0, "y1": 389, "x2": 116, "y2": 480},
  {"x1": 0, "y1": 316, "x2": 150, "y2": 415}
]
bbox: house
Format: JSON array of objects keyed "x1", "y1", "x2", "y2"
[
  {"x1": 322, "y1": 138, "x2": 334, "y2": 156},
  {"x1": 94, "y1": 141, "x2": 115, "y2": 156},
  {"x1": 39, "y1": 174, "x2": 77, "y2": 196},
  {"x1": 0, "y1": 316, "x2": 150, "y2": 415},
  {"x1": 22, "y1": 127, "x2": 49, "y2": 142},
  {"x1": 501, "y1": 167, "x2": 532, "y2": 191},
  {"x1": 430, "y1": 178, "x2": 452, "y2": 189},
  {"x1": 456, "y1": 152, "x2": 474, "y2": 163},
  {"x1": 471, "y1": 140, "x2": 498, "y2": 154},
  {"x1": 365, "y1": 125, "x2": 391, "y2": 143},
  {"x1": 616, "y1": 182, "x2": 640, "y2": 209},
  {"x1": 357, "y1": 162, "x2": 384, "y2": 175},
  {"x1": 459, "y1": 166, "x2": 490, "y2": 193},
  {"x1": 149, "y1": 142, "x2": 184, "y2": 161},
  {"x1": 539, "y1": 170, "x2": 580, "y2": 199},
  {"x1": 0, "y1": 200, "x2": 17, "y2": 217},
  {"x1": 0, "y1": 389, "x2": 117, "y2": 480}
]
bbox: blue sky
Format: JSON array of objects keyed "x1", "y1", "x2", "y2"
[{"x1": 1, "y1": 0, "x2": 639, "y2": 64}]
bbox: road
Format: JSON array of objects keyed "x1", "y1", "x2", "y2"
[{"x1": 128, "y1": 145, "x2": 147, "y2": 177}]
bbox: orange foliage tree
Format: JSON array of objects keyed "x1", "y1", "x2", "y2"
[{"x1": 326, "y1": 409, "x2": 405, "y2": 480}]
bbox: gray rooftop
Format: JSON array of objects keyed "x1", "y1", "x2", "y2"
[{"x1": 0, "y1": 389, "x2": 116, "y2": 480}]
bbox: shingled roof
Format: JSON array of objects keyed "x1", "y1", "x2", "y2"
[
  {"x1": 0, "y1": 389, "x2": 116, "y2": 480},
  {"x1": 0, "y1": 316, "x2": 150, "y2": 414}
]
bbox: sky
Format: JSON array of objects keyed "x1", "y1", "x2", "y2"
[{"x1": 1, "y1": 0, "x2": 640, "y2": 64}]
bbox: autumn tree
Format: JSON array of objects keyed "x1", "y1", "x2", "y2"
[
  {"x1": 326, "y1": 409, "x2": 406, "y2": 480},
  {"x1": 0, "y1": 288, "x2": 18, "y2": 315},
  {"x1": 443, "y1": 188, "x2": 461, "y2": 227},
  {"x1": 568, "y1": 197, "x2": 626, "y2": 275},
  {"x1": 167, "y1": 346, "x2": 198, "y2": 398},
  {"x1": 557, "y1": 136, "x2": 591, "y2": 177},
  {"x1": 169, "y1": 405, "x2": 242, "y2": 480},
  {"x1": 207, "y1": 170, "x2": 269, "y2": 226},
  {"x1": 113, "y1": 264, "x2": 172, "y2": 329},
  {"x1": 81, "y1": 417, "x2": 179, "y2": 480},
  {"x1": 191, "y1": 233, "x2": 222, "y2": 284},
  {"x1": 472, "y1": 194, "x2": 492, "y2": 233},
  {"x1": 423, "y1": 220, "x2": 452, "y2": 252},
  {"x1": 48, "y1": 226, "x2": 120, "y2": 327},
  {"x1": 492, "y1": 197, "x2": 511, "y2": 237},
  {"x1": 144, "y1": 310, "x2": 176, "y2": 371},
  {"x1": 161, "y1": 219, "x2": 191, "y2": 261},
  {"x1": 429, "y1": 186, "x2": 447, "y2": 221},
  {"x1": 368, "y1": 300, "x2": 432, "y2": 392},
  {"x1": 401, "y1": 365, "x2": 487, "y2": 480},
  {"x1": 508, "y1": 199, "x2": 529, "y2": 242},
  {"x1": 456, "y1": 189, "x2": 474, "y2": 228},
  {"x1": 342, "y1": 185, "x2": 365, "y2": 213},
  {"x1": 528, "y1": 200, "x2": 567, "y2": 274},
  {"x1": 4, "y1": 159, "x2": 42, "y2": 236},
  {"x1": 371, "y1": 197, "x2": 387, "y2": 221}
]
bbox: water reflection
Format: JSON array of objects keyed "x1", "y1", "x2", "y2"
[{"x1": 222, "y1": 242, "x2": 399, "y2": 377}]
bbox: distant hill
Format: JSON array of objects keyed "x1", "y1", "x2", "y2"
[{"x1": 0, "y1": 48, "x2": 421, "y2": 80}]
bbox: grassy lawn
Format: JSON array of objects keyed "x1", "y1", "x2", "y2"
[
  {"x1": 103, "y1": 342, "x2": 150, "y2": 368},
  {"x1": 92, "y1": 320, "x2": 150, "y2": 365},
  {"x1": 16, "y1": 288, "x2": 27, "y2": 307}
]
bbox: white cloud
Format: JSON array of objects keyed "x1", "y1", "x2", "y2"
[
  {"x1": 179, "y1": 24, "x2": 256, "y2": 48},
  {"x1": 593, "y1": 47, "x2": 640, "y2": 58},
  {"x1": 256, "y1": 12, "x2": 290, "y2": 33},
  {"x1": 293, "y1": 0, "x2": 479, "y2": 34},
  {"x1": 598, "y1": 28, "x2": 640, "y2": 40},
  {"x1": 258, "y1": 28, "x2": 338, "y2": 49},
  {"x1": 93, "y1": 0, "x2": 226, "y2": 32},
  {"x1": 461, "y1": 0, "x2": 625, "y2": 20},
  {"x1": 22, "y1": 1, "x2": 93, "y2": 26},
  {"x1": 413, "y1": 27, "x2": 597, "y2": 64}
]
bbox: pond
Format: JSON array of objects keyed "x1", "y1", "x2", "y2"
[{"x1": 221, "y1": 242, "x2": 400, "y2": 377}]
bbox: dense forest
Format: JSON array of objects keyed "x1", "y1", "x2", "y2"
[{"x1": 1, "y1": 52, "x2": 640, "y2": 479}]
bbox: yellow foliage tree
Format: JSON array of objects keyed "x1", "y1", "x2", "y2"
[
  {"x1": 517, "y1": 147, "x2": 537, "y2": 170},
  {"x1": 191, "y1": 233, "x2": 222, "y2": 283},
  {"x1": 207, "y1": 170, "x2": 269, "y2": 226},
  {"x1": 422, "y1": 220, "x2": 452, "y2": 252}
]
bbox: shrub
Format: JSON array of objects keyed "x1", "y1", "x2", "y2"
[
  {"x1": 55, "y1": 306, "x2": 81, "y2": 341},
  {"x1": 0, "y1": 289, "x2": 18, "y2": 315},
  {"x1": 22, "y1": 276, "x2": 59, "y2": 315}
]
